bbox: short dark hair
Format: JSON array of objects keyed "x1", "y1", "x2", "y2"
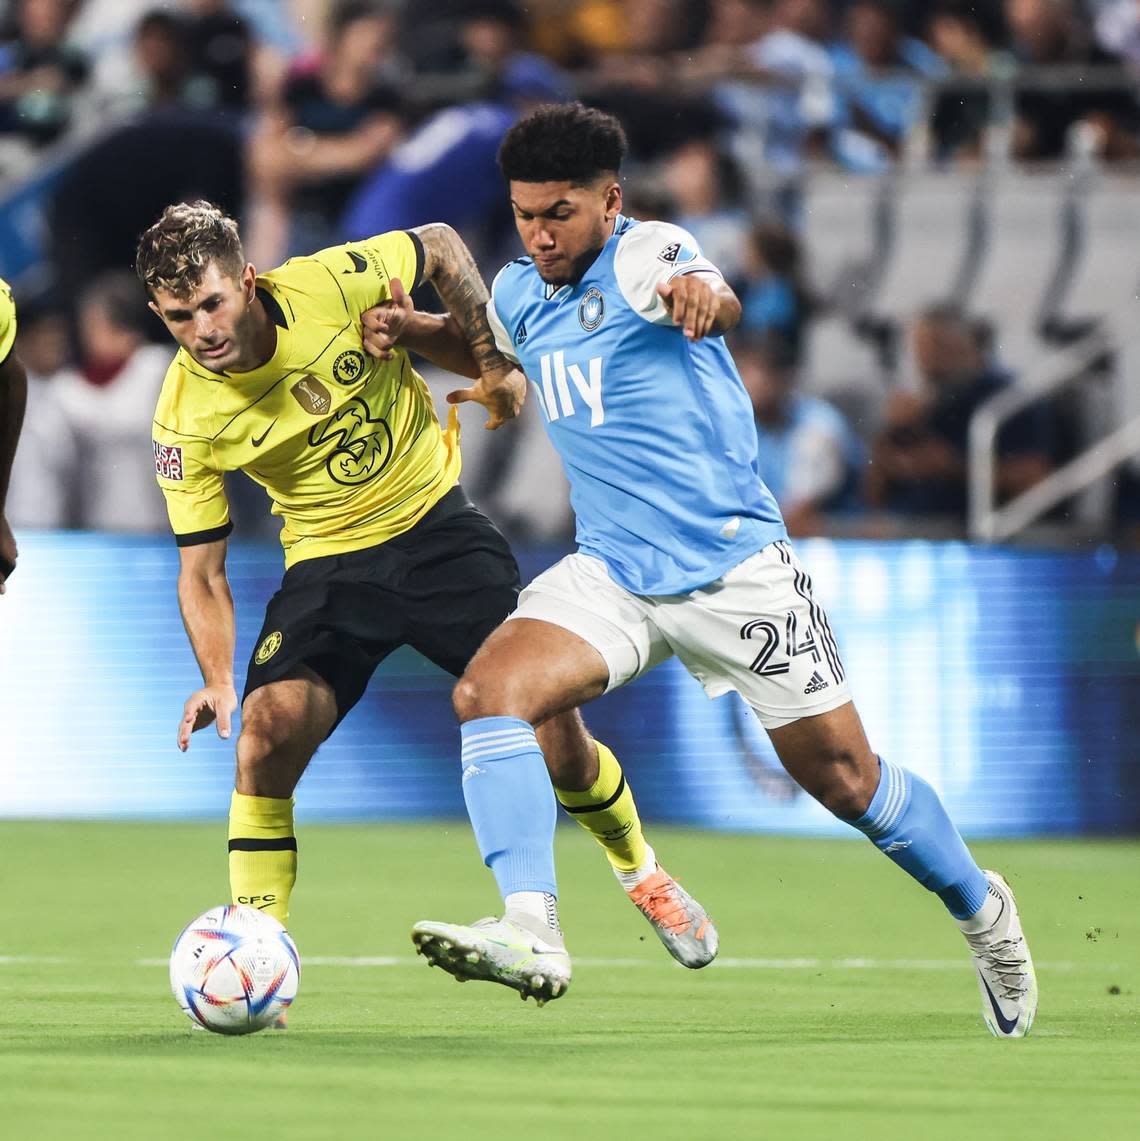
[{"x1": 498, "y1": 102, "x2": 628, "y2": 185}]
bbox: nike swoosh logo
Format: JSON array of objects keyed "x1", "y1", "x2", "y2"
[
  {"x1": 980, "y1": 975, "x2": 1020, "y2": 1035},
  {"x1": 343, "y1": 251, "x2": 368, "y2": 274},
  {"x1": 251, "y1": 419, "x2": 277, "y2": 448}
]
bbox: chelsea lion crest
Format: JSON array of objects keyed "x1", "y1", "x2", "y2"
[{"x1": 578, "y1": 287, "x2": 605, "y2": 332}]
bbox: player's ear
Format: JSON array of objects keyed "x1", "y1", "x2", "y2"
[
  {"x1": 240, "y1": 262, "x2": 257, "y2": 300},
  {"x1": 604, "y1": 180, "x2": 622, "y2": 220}
]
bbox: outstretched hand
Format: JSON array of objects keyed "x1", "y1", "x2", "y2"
[
  {"x1": 446, "y1": 367, "x2": 527, "y2": 430},
  {"x1": 362, "y1": 276, "x2": 415, "y2": 360},
  {"x1": 656, "y1": 276, "x2": 721, "y2": 341},
  {"x1": 177, "y1": 684, "x2": 238, "y2": 752}
]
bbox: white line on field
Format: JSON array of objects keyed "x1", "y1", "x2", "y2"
[{"x1": 115, "y1": 955, "x2": 1083, "y2": 971}]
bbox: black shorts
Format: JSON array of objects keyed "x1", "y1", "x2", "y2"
[{"x1": 242, "y1": 486, "x2": 520, "y2": 725}]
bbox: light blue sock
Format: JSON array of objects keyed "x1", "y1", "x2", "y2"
[
  {"x1": 852, "y1": 757, "x2": 989, "y2": 920},
  {"x1": 460, "y1": 716, "x2": 558, "y2": 900}
]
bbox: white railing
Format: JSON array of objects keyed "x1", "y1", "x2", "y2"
[{"x1": 968, "y1": 329, "x2": 1140, "y2": 542}]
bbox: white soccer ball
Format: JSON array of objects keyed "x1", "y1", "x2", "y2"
[{"x1": 169, "y1": 904, "x2": 300, "y2": 1035}]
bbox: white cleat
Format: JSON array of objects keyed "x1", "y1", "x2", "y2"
[
  {"x1": 411, "y1": 914, "x2": 571, "y2": 1006},
  {"x1": 965, "y1": 871, "x2": 1038, "y2": 1038},
  {"x1": 626, "y1": 865, "x2": 718, "y2": 969}
]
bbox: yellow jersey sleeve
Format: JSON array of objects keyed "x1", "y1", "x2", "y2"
[
  {"x1": 153, "y1": 367, "x2": 233, "y2": 546},
  {"x1": 309, "y1": 230, "x2": 424, "y2": 315},
  {"x1": 0, "y1": 277, "x2": 16, "y2": 364}
]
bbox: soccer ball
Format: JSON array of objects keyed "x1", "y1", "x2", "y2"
[{"x1": 169, "y1": 904, "x2": 299, "y2": 1035}]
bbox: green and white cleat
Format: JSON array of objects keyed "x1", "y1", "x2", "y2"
[
  {"x1": 411, "y1": 914, "x2": 571, "y2": 1006},
  {"x1": 965, "y1": 871, "x2": 1038, "y2": 1038}
]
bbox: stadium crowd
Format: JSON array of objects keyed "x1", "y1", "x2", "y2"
[{"x1": 2, "y1": 0, "x2": 1139, "y2": 543}]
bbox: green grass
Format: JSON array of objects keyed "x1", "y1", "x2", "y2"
[{"x1": 0, "y1": 822, "x2": 1137, "y2": 1140}]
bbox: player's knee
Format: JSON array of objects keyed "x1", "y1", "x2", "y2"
[
  {"x1": 452, "y1": 669, "x2": 526, "y2": 723},
  {"x1": 452, "y1": 672, "x2": 490, "y2": 722},
  {"x1": 235, "y1": 701, "x2": 295, "y2": 779}
]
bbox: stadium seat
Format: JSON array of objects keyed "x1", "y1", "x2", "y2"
[
  {"x1": 966, "y1": 172, "x2": 1072, "y2": 373},
  {"x1": 802, "y1": 313, "x2": 890, "y2": 437},
  {"x1": 799, "y1": 171, "x2": 890, "y2": 311},
  {"x1": 872, "y1": 171, "x2": 979, "y2": 316},
  {"x1": 1060, "y1": 173, "x2": 1140, "y2": 339}
]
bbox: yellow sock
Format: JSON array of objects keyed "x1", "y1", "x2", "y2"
[
  {"x1": 555, "y1": 742, "x2": 648, "y2": 873},
  {"x1": 228, "y1": 791, "x2": 296, "y2": 927}
]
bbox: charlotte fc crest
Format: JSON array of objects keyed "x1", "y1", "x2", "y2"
[{"x1": 578, "y1": 287, "x2": 605, "y2": 332}]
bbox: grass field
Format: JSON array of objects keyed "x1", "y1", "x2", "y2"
[{"x1": 0, "y1": 822, "x2": 1137, "y2": 1140}]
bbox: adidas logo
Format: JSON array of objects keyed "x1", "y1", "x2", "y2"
[
  {"x1": 461, "y1": 764, "x2": 486, "y2": 783},
  {"x1": 803, "y1": 670, "x2": 829, "y2": 695}
]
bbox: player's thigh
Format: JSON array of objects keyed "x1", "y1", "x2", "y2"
[
  {"x1": 399, "y1": 497, "x2": 525, "y2": 677},
  {"x1": 657, "y1": 540, "x2": 853, "y2": 730},
  {"x1": 456, "y1": 617, "x2": 611, "y2": 724},
  {"x1": 513, "y1": 554, "x2": 670, "y2": 688},
  {"x1": 242, "y1": 549, "x2": 404, "y2": 731}
]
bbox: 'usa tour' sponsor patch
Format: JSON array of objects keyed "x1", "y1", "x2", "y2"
[{"x1": 153, "y1": 441, "x2": 184, "y2": 480}]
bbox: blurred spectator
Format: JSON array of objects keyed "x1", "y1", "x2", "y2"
[
  {"x1": 185, "y1": 0, "x2": 255, "y2": 112},
  {"x1": 658, "y1": 139, "x2": 753, "y2": 283},
  {"x1": 404, "y1": 2, "x2": 566, "y2": 113},
  {"x1": 246, "y1": 0, "x2": 404, "y2": 266},
  {"x1": 738, "y1": 218, "x2": 814, "y2": 353},
  {"x1": 743, "y1": 0, "x2": 838, "y2": 172},
  {"x1": 1095, "y1": 0, "x2": 1140, "y2": 67},
  {"x1": 736, "y1": 329, "x2": 864, "y2": 536},
  {"x1": 927, "y1": 0, "x2": 1012, "y2": 163},
  {"x1": 5, "y1": 300, "x2": 73, "y2": 528},
  {"x1": 133, "y1": 9, "x2": 218, "y2": 111},
  {"x1": 0, "y1": 0, "x2": 89, "y2": 154},
  {"x1": 1006, "y1": 0, "x2": 1140, "y2": 161},
  {"x1": 868, "y1": 305, "x2": 1055, "y2": 520},
  {"x1": 829, "y1": 0, "x2": 947, "y2": 170},
  {"x1": 49, "y1": 112, "x2": 244, "y2": 325},
  {"x1": 578, "y1": 0, "x2": 713, "y2": 88},
  {"x1": 47, "y1": 273, "x2": 168, "y2": 530},
  {"x1": 342, "y1": 59, "x2": 569, "y2": 264}
]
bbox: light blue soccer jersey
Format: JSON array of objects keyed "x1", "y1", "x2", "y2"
[{"x1": 487, "y1": 215, "x2": 786, "y2": 595}]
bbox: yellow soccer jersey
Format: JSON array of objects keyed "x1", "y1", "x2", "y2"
[
  {"x1": 0, "y1": 277, "x2": 16, "y2": 363},
  {"x1": 152, "y1": 231, "x2": 461, "y2": 566}
]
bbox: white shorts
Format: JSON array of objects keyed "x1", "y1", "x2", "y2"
[{"x1": 509, "y1": 541, "x2": 852, "y2": 729}]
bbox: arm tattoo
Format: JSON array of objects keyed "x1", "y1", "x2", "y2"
[{"x1": 412, "y1": 223, "x2": 511, "y2": 375}]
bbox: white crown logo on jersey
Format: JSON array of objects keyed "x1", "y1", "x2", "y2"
[{"x1": 578, "y1": 287, "x2": 605, "y2": 332}]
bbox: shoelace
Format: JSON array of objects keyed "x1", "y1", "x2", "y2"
[
  {"x1": 634, "y1": 879, "x2": 693, "y2": 935},
  {"x1": 973, "y1": 936, "x2": 1030, "y2": 1001}
]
